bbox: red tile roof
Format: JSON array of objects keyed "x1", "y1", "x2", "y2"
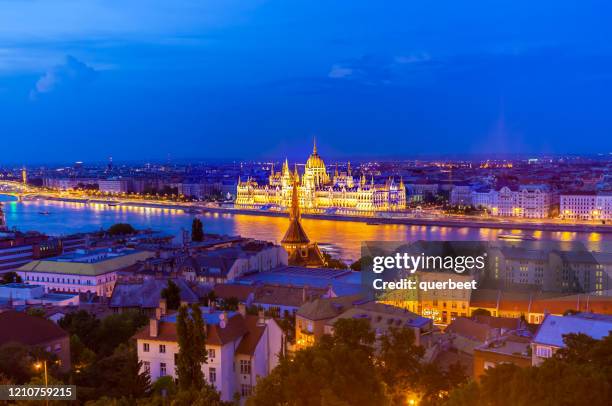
[{"x1": 0, "y1": 311, "x2": 68, "y2": 346}]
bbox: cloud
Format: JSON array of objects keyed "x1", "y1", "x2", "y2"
[
  {"x1": 328, "y1": 64, "x2": 353, "y2": 79},
  {"x1": 30, "y1": 55, "x2": 97, "y2": 100},
  {"x1": 327, "y1": 54, "x2": 434, "y2": 86}
]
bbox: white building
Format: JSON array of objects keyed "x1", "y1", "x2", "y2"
[
  {"x1": 531, "y1": 314, "x2": 612, "y2": 366},
  {"x1": 471, "y1": 185, "x2": 553, "y2": 218},
  {"x1": 135, "y1": 304, "x2": 284, "y2": 402},
  {"x1": 560, "y1": 193, "x2": 612, "y2": 221},
  {"x1": 97, "y1": 179, "x2": 129, "y2": 194},
  {"x1": 17, "y1": 249, "x2": 153, "y2": 297},
  {"x1": 449, "y1": 185, "x2": 472, "y2": 206}
]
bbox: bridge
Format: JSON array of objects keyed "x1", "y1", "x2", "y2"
[{"x1": 0, "y1": 180, "x2": 45, "y2": 201}]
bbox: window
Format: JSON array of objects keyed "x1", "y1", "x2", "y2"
[
  {"x1": 143, "y1": 343, "x2": 150, "y2": 352},
  {"x1": 159, "y1": 344, "x2": 166, "y2": 354},
  {"x1": 241, "y1": 384, "x2": 252, "y2": 397},
  {"x1": 208, "y1": 348, "x2": 215, "y2": 360},
  {"x1": 209, "y1": 367, "x2": 217, "y2": 383},
  {"x1": 536, "y1": 346, "x2": 552, "y2": 358},
  {"x1": 240, "y1": 359, "x2": 251, "y2": 375},
  {"x1": 143, "y1": 361, "x2": 150, "y2": 375},
  {"x1": 160, "y1": 362, "x2": 167, "y2": 377}
]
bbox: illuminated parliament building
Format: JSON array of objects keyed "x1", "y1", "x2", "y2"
[{"x1": 236, "y1": 141, "x2": 406, "y2": 213}]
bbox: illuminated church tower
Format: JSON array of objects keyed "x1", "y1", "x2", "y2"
[{"x1": 281, "y1": 173, "x2": 326, "y2": 267}]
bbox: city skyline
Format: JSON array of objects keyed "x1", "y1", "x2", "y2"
[{"x1": 2, "y1": 1, "x2": 612, "y2": 163}]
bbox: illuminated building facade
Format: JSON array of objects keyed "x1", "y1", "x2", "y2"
[
  {"x1": 560, "y1": 193, "x2": 612, "y2": 220},
  {"x1": 235, "y1": 141, "x2": 406, "y2": 213}
]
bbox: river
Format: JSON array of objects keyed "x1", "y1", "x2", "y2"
[{"x1": 1, "y1": 195, "x2": 609, "y2": 261}]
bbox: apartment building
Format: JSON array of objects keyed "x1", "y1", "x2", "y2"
[
  {"x1": 560, "y1": 193, "x2": 612, "y2": 221},
  {"x1": 135, "y1": 304, "x2": 283, "y2": 402}
]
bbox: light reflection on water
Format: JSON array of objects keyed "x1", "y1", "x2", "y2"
[{"x1": 1, "y1": 196, "x2": 609, "y2": 261}]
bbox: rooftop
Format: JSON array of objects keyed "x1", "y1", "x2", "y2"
[
  {"x1": 533, "y1": 314, "x2": 612, "y2": 347},
  {"x1": 0, "y1": 311, "x2": 68, "y2": 346},
  {"x1": 18, "y1": 249, "x2": 153, "y2": 276}
]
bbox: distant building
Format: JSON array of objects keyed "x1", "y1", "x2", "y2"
[
  {"x1": 471, "y1": 185, "x2": 554, "y2": 218},
  {"x1": 560, "y1": 193, "x2": 612, "y2": 221},
  {"x1": 0, "y1": 311, "x2": 71, "y2": 372},
  {"x1": 134, "y1": 304, "x2": 284, "y2": 402},
  {"x1": 97, "y1": 179, "x2": 129, "y2": 194},
  {"x1": 531, "y1": 313, "x2": 612, "y2": 366},
  {"x1": 450, "y1": 185, "x2": 473, "y2": 206},
  {"x1": 17, "y1": 248, "x2": 153, "y2": 297},
  {"x1": 110, "y1": 278, "x2": 199, "y2": 316},
  {"x1": 176, "y1": 242, "x2": 287, "y2": 285},
  {"x1": 0, "y1": 232, "x2": 65, "y2": 272},
  {"x1": 0, "y1": 283, "x2": 79, "y2": 307},
  {"x1": 236, "y1": 141, "x2": 406, "y2": 213}
]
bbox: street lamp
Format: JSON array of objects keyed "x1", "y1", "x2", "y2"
[{"x1": 34, "y1": 360, "x2": 48, "y2": 406}]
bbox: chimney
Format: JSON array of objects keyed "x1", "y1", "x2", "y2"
[
  {"x1": 210, "y1": 300, "x2": 216, "y2": 313},
  {"x1": 149, "y1": 318, "x2": 159, "y2": 338},
  {"x1": 302, "y1": 285, "x2": 308, "y2": 303},
  {"x1": 155, "y1": 307, "x2": 162, "y2": 320},
  {"x1": 220, "y1": 311, "x2": 228, "y2": 329},
  {"x1": 159, "y1": 298, "x2": 167, "y2": 316},
  {"x1": 238, "y1": 303, "x2": 246, "y2": 317},
  {"x1": 257, "y1": 309, "x2": 265, "y2": 326}
]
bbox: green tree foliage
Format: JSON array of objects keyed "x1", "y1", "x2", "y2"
[
  {"x1": 108, "y1": 223, "x2": 136, "y2": 236},
  {"x1": 377, "y1": 327, "x2": 425, "y2": 404},
  {"x1": 247, "y1": 318, "x2": 387, "y2": 406},
  {"x1": 445, "y1": 332, "x2": 612, "y2": 406},
  {"x1": 161, "y1": 279, "x2": 181, "y2": 310},
  {"x1": 322, "y1": 253, "x2": 348, "y2": 269},
  {"x1": 76, "y1": 343, "x2": 150, "y2": 401},
  {"x1": 58, "y1": 310, "x2": 100, "y2": 350},
  {"x1": 0, "y1": 343, "x2": 34, "y2": 384},
  {"x1": 25, "y1": 307, "x2": 46, "y2": 318},
  {"x1": 1, "y1": 271, "x2": 22, "y2": 284},
  {"x1": 191, "y1": 218, "x2": 204, "y2": 242},
  {"x1": 350, "y1": 256, "x2": 373, "y2": 272},
  {"x1": 176, "y1": 304, "x2": 207, "y2": 390}
]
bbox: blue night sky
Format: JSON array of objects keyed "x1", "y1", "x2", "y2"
[{"x1": 1, "y1": 0, "x2": 612, "y2": 163}]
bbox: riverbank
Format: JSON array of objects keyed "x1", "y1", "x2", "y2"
[{"x1": 34, "y1": 195, "x2": 612, "y2": 233}]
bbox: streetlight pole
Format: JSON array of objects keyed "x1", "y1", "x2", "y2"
[{"x1": 35, "y1": 360, "x2": 49, "y2": 406}]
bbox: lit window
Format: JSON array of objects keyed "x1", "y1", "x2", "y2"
[
  {"x1": 240, "y1": 359, "x2": 251, "y2": 375},
  {"x1": 536, "y1": 346, "x2": 552, "y2": 358}
]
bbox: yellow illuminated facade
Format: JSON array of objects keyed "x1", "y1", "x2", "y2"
[{"x1": 236, "y1": 140, "x2": 406, "y2": 213}]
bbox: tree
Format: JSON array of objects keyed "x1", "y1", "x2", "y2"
[
  {"x1": 25, "y1": 307, "x2": 46, "y2": 318},
  {"x1": 445, "y1": 332, "x2": 612, "y2": 406},
  {"x1": 1, "y1": 271, "x2": 22, "y2": 284},
  {"x1": 0, "y1": 343, "x2": 34, "y2": 384},
  {"x1": 108, "y1": 223, "x2": 136, "y2": 236},
  {"x1": 191, "y1": 218, "x2": 204, "y2": 242},
  {"x1": 322, "y1": 253, "x2": 348, "y2": 269},
  {"x1": 176, "y1": 304, "x2": 207, "y2": 390},
  {"x1": 377, "y1": 327, "x2": 425, "y2": 404},
  {"x1": 161, "y1": 280, "x2": 181, "y2": 310},
  {"x1": 350, "y1": 256, "x2": 373, "y2": 272},
  {"x1": 80, "y1": 343, "x2": 150, "y2": 401},
  {"x1": 248, "y1": 318, "x2": 387, "y2": 406}
]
